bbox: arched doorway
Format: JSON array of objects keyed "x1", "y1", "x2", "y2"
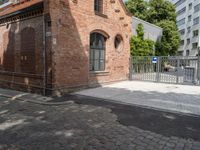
[{"x1": 20, "y1": 27, "x2": 36, "y2": 74}]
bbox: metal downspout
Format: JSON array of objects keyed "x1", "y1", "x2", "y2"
[{"x1": 43, "y1": 13, "x2": 47, "y2": 95}]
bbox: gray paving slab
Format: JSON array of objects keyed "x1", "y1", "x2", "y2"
[{"x1": 75, "y1": 81, "x2": 200, "y2": 115}]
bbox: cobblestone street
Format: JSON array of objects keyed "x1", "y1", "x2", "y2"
[{"x1": 0, "y1": 95, "x2": 200, "y2": 150}]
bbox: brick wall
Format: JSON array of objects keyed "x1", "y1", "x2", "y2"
[
  {"x1": 0, "y1": 15, "x2": 45, "y2": 93},
  {"x1": 0, "y1": 0, "x2": 132, "y2": 94},
  {"x1": 47, "y1": 0, "x2": 132, "y2": 92}
]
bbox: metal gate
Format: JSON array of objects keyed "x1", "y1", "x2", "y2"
[{"x1": 131, "y1": 56, "x2": 200, "y2": 85}]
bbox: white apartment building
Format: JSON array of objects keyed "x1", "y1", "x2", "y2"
[{"x1": 171, "y1": 0, "x2": 200, "y2": 56}]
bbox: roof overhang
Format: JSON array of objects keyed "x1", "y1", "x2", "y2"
[{"x1": 0, "y1": 0, "x2": 43, "y2": 19}]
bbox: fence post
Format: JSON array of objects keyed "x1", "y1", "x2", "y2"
[{"x1": 156, "y1": 57, "x2": 160, "y2": 82}]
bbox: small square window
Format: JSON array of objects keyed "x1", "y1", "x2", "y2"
[
  {"x1": 187, "y1": 38, "x2": 190, "y2": 45},
  {"x1": 186, "y1": 50, "x2": 190, "y2": 56},
  {"x1": 192, "y1": 43, "x2": 198, "y2": 49},
  {"x1": 47, "y1": 21, "x2": 52, "y2": 27},
  {"x1": 180, "y1": 40, "x2": 184, "y2": 46},
  {"x1": 188, "y1": 15, "x2": 192, "y2": 22},
  {"x1": 193, "y1": 30, "x2": 199, "y2": 37},
  {"x1": 94, "y1": 0, "x2": 103, "y2": 14},
  {"x1": 189, "y1": 3, "x2": 192, "y2": 10},
  {"x1": 187, "y1": 27, "x2": 191, "y2": 33}
]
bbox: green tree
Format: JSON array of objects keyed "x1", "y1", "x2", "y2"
[
  {"x1": 130, "y1": 23, "x2": 155, "y2": 56},
  {"x1": 155, "y1": 20, "x2": 180, "y2": 56},
  {"x1": 146, "y1": 0, "x2": 177, "y2": 24},
  {"x1": 126, "y1": 0, "x2": 180, "y2": 56},
  {"x1": 125, "y1": 0, "x2": 148, "y2": 20}
]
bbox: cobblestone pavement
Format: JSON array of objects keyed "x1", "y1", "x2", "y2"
[{"x1": 0, "y1": 96, "x2": 200, "y2": 150}]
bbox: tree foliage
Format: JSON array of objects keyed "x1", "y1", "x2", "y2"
[
  {"x1": 146, "y1": 0, "x2": 177, "y2": 24},
  {"x1": 130, "y1": 24, "x2": 155, "y2": 56},
  {"x1": 126, "y1": 0, "x2": 180, "y2": 56},
  {"x1": 155, "y1": 20, "x2": 180, "y2": 56},
  {"x1": 125, "y1": 0, "x2": 148, "y2": 20}
]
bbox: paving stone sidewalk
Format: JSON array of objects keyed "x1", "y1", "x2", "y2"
[
  {"x1": 76, "y1": 81, "x2": 200, "y2": 116},
  {"x1": 0, "y1": 88, "x2": 74, "y2": 105},
  {"x1": 0, "y1": 95, "x2": 200, "y2": 150}
]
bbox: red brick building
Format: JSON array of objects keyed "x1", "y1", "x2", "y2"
[{"x1": 0, "y1": 0, "x2": 131, "y2": 95}]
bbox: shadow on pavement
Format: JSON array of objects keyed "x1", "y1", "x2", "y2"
[{"x1": 53, "y1": 94, "x2": 200, "y2": 141}]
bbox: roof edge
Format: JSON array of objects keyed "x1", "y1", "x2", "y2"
[
  {"x1": 119, "y1": 0, "x2": 132, "y2": 16},
  {"x1": 132, "y1": 16, "x2": 163, "y2": 30}
]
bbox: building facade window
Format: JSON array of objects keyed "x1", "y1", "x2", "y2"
[
  {"x1": 187, "y1": 26, "x2": 191, "y2": 33},
  {"x1": 94, "y1": 0, "x2": 103, "y2": 14},
  {"x1": 186, "y1": 50, "x2": 190, "y2": 56},
  {"x1": 193, "y1": 30, "x2": 199, "y2": 37},
  {"x1": 90, "y1": 32, "x2": 106, "y2": 71},
  {"x1": 175, "y1": 0, "x2": 186, "y2": 7},
  {"x1": 177, "y1": 7, "x2": 186, "y2": 16},
  {"x1": 192, "y1": 43, "x2": 198, "y2": 49},
  {"x1": 194, "y1": 4, "x2": 200, "y2": 13},
  {"x1": 179, "y1": 29, "x2": 185, "y2": 35},
  {"x1": 180, "y1": 40, "x2": 184, "y2": 46},
  {"x1": 188, "y1": 15, "x2": 192, "y2": 22},
  {"x1": 193, "y1": 17, "x2": 199, "y2": 25},
  {"x1": 189, "y1": 3, "x2": 192, "y2": 10},
  {"x1": 187, "y1": 38, "x2": 190, "y2": 45},
  {"x1": 177, "y1": 18, "x2": 185, "y2": 26}
]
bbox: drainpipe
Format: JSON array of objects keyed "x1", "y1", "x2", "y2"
[{"x1": 43, "y1": 13, "x2": 47, "y2": 95}]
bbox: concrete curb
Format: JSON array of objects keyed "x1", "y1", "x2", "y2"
[
  {"x1": 75, "y1": 94, "x2": 200, "y2": 118},
  {"x1": 0, "y1": 93, "x2": 74, "y2": 106}
]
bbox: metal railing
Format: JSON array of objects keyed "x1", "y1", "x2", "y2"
[{"x1": 131, "y1": 56, "x2": 200, "y2": 85}]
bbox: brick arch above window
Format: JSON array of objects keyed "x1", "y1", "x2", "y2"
[{"x1": 90, "y1": 29, "x2": 110, "y2": 39}]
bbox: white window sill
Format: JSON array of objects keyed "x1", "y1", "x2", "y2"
[{"x1": 90, "y1": 71, "x2": 109, "y2": 74}]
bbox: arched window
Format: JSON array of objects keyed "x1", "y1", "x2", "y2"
[
  {"x1": 3, "y1": 31, "x2": 15, "y2": 72},
  {"x1": 20, "y1": 27, "x2": 36, "y2": 74},
  {"x1": 90, "y1": 32, "x2": 106, "y2": 71}
]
